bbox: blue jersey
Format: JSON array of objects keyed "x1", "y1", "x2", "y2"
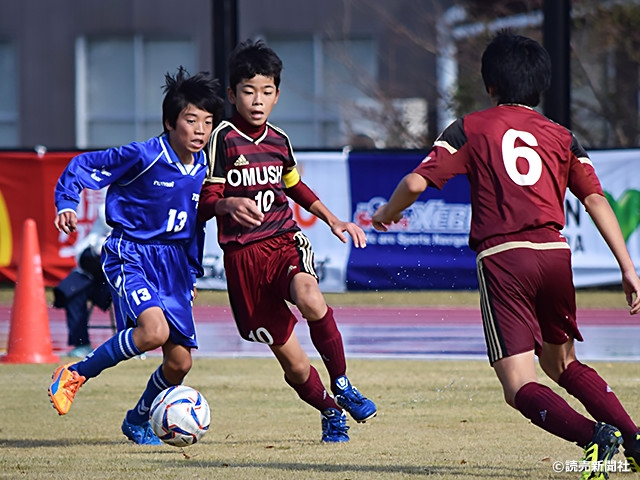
[
  {"x1": 55, "y1": 135, "x2": 207, "y2": 345},
  {"x1": 55, "y1": 135, "x2": 206, "y2": 244}
]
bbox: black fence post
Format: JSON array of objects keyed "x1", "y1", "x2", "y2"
[{"x1": 543, "y1": 0, "x2": 571, "y2": 128}]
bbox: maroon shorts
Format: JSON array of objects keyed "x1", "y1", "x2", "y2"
[
  {"x1": 476, "y1": 241, "x2": 582, "y2": 364},
  {"x1": 223, "y1": 231, "x2": 318, "y2": 345}
]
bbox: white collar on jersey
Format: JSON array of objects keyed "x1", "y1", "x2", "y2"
[{"x1": 497, "y1": 103, "x2": 534, "y2": 110}]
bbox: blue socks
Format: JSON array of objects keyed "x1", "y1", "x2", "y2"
[
  {"x1": 69, "y1": 328, "x2": 180, "y2": 427},
  {"x1": 73, "y1": 328, "x2": 141, "y2": 379},
  {"x1": 126, "y1": 365, "x2": 173, "y2": 425}
]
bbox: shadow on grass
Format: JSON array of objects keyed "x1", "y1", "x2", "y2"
[
  {"x1": 149, "y1": 458, "x2": 531, "y2": 477},
  {"x1": 0, "y1": 438, "x2": 131, "y2": 448}
]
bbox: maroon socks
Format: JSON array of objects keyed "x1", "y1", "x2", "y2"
[
  {"x1": 285, "y1": 365, "x2": 338, "y2": 412},
  {"x1": 308, "y1": 306, "x2": 347, "y2": 385},
  {"x1": 559, "y1": 360, "x2": 638, "y2": 445},
  {"x1": 515, "y1": 381, "x2": 595, "y2": 447}
]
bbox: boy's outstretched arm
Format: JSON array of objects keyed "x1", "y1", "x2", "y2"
[
  {"x1": 583, "y1": 192, "x2": 640, "y2": 314},
  {"x1": 307, "y1": 200, "x2": 366, "y2": 248},
  {"x1": 372, "y1": 173, "x2": 428, "y2": 232},
  {"x1": 283, "y1": 171, "x2": 366, "y2": 248}
]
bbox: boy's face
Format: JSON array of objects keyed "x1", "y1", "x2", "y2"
[
  {"x1": 165, "y1": 103, "x2": 214, "y2": 160},
  {"x1": 228, "y1": 74, "x2": 279, "y2": 127}
]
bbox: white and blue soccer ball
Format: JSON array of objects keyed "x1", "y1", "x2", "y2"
[{"x1": 149, "y1": 385, "x2": 210, "y2": 447}]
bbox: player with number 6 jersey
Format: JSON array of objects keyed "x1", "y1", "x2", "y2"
[
  {"x1": 48, "y1": 67, "x2": 224, "y2": 446},
  {"x1": 372, "y1": 31, "x2": 640, "y2": 479},
  {"x1": 199, "y1": 39, "x2": 376, "y2": 443},
  {"x1": 418, "y1": 106, "x2": 603, "y2": 253}
]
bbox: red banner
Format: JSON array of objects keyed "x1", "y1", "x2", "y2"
[{"x1": 0, "y1": 150, "x2": 100, "y2": 286}]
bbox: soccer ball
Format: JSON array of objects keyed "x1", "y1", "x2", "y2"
[{"x1": 149, "y1": 385, "x2": 210, "y2": 447}]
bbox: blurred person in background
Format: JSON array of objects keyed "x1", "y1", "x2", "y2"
[{"x1": 53, "y1": 201, "x2": 112, "y2": 358}]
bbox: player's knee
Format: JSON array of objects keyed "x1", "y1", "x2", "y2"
[
  {"x1": 299, "y1": 304, "x2": 326, "y2": 321},
  {"x1": 134, "y1": 324, "x2": 170, "y2": 351},
  {"x1": 291, "y1": 277, "x2": 323, "y2": 314},
  {"x1": 539, "y1": 357, "x2": 565, "y2": 383},
  {"x1": 503, "y1": 390, "x2": 517, "y2": 409},
  {"x1": 165, "y1": 357, "x2": 192, "y2": 380},
  {"x1": 295, "y1": 291, "x2": 326, "y2": 320},
  {"x1": 285, "y1": 360, "x2": 310, "y2": 384}
]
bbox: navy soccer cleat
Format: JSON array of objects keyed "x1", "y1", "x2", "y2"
[
  {"x1": 121, "y1": 417, "x2": 162, "y2": 445},
  {"x1": 581, "y1": 422, "x2": 623, "y2": 480},
  {"x1": 333, "y1": 375, "x2": 377, "y2": 423},
  {"x1": 321, "y1": 408, "x2": 349, "y2": 443}
]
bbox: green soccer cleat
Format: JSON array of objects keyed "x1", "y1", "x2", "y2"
[
  {"x1": 581, "y1": 422, "x2": 623, "y2": 480},
  {"x1": 624, "y1": 432, "x2": 640, "y2": 472}
]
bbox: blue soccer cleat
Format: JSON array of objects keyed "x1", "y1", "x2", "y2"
[
  {"x1": 121, "y1": 417, "x2": 162, "y2": 445},
  {"x1": 333, "y1": 375, "x2": 377, "y2": 423},
  {"x1": 321, "y1": 408, "x2": 349, "y2": 443}
]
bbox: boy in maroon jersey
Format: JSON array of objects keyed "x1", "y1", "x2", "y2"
[
  {"x1": 198, "y1": 39, "x2": 376, "y2": 442},
  {"x1": 372, "y1": 31, "x2": 640, "y2": 478}
]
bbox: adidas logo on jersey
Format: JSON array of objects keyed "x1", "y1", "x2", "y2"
[{"x1": 234, "y1": 155, "x2": 249, "y2": 166}]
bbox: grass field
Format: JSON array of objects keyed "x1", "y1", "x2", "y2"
[
  {"x1": 0, "y1": 284, "x2": 637, "y2": 479},
  {"x1": 2, "y1": 358, "x2": 640, "y2": 480}
]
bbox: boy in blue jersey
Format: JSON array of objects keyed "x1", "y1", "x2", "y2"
[
  {"x1": 198, "y1": 39, "x2": 376, "y2": 443},
  {"x1": 48, "y1": 67, "x2": 224, "y2": 445}
]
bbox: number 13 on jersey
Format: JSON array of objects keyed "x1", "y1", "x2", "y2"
[{"x1": 166, "y1": 209, "x2": 188, "y2": 232}]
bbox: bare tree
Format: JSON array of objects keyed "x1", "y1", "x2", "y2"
[{"x1": 319, "y1": 0, "x2": 640, "y2": 149}]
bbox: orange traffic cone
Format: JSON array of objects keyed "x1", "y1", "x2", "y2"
[{"x1": 1, "y1": 218, "x2": 59, "y2": 363}]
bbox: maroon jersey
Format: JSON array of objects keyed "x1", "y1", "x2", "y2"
[
  {"x1": 205, "y1": 119, "x2": 300, "y2": 247},
  {"x1": 414, "y1": 105, "x2": 603, "y2": 252}
]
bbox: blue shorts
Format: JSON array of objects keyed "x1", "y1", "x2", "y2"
[{"x1": 102, "y1": 233, "x2": 198, "y2": 348}]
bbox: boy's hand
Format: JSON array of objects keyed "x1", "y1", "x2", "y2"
[
  {"x1": 371, "y1": 204, "x2": 403, "y2": 232},
  {"x1": 330, "y1": 221, "x2": 367, "y2": 248},
  {"x1": 622, "y1": 270, "x2": 640, "y2": 315},
  {"x1": 55, "y1": 211, "x2": 78, "y2": 234},
  {"x1": 221, "y1": 197, "x2": 264, "y2": 227}
]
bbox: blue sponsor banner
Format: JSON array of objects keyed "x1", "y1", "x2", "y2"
[{"x1": 346, "y1": 150, "x2": 477, "y2": 290}]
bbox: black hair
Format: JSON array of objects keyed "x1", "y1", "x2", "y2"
[
  {"x1": 481, "y1": 30, "x2": 551, "y2": 107},
  {"x1": 162, "y1": 66, "x2": 225, "y2": 133},
  {"x1": 228, "y1": 39, "x2": 283, "y2": 92}
]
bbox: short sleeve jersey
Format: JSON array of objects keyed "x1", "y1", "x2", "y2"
[
  {"x1": 413, "y1": 105, "x2": 603, "y2": 252},
  {"x1": 205, "y1": 120, "x2": 300, "y2": 246}
]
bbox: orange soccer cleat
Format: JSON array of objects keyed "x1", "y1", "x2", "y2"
[{"x1": 48, "y1": 363, "x2": 86, "y2": 415}]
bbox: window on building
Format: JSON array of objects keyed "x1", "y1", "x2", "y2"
[
  {"x1": 0, "y1": 41, "x2": 18, "y2": 147},
  {"x1": 265, "y1": 36, "x2": 377, "y2": 148},
  {"x1": 76, "y1": 36, "x2": 196, "y2": 148}
]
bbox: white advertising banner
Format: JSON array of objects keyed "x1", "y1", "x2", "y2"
[
  {"x1": 197, "y1": 148, "x2": 640, "y2": 291},
  {"x1": 197, "y1": 150, "x2": 351, "y2": 292},
  {"x1": 563, "y1": 149, "x2": 640, "y2": 287}
]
